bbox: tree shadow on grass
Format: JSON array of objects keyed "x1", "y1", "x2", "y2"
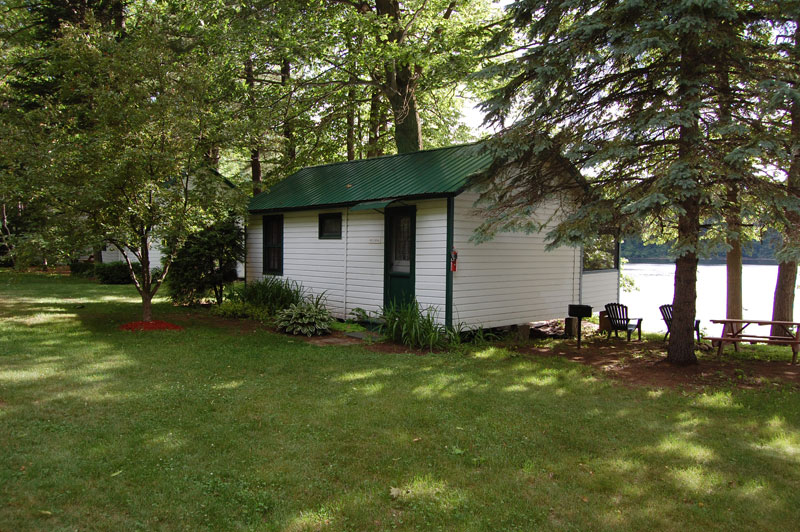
[{"x1": 2, "y1": 274, "x2": 800, "y2": 530}]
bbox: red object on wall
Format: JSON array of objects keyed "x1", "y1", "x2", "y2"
[{"x1": 450, "y1": 249, "x2": 458, "y2": 272}]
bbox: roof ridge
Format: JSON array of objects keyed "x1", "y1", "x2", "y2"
[{"x1": 295, "y1": 141, "x2": 484, "y2": 172}]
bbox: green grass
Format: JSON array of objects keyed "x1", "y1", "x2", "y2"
[{"x1": 1, "y1": 271, "x2": 800, "y2": 531}]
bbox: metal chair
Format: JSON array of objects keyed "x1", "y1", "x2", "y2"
[
  {"x1": 604, "y1": 303, "x2": 643, "y2": 341},
  {"x1": 659, "y1": 304, "x2": 701, "y2": 342}
]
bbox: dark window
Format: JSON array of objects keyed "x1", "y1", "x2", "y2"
[
  {"x1": 318, "y1": 213, "x2": 342, "y2": 239},
  {"x1": 263, "y1": 215, "x2": 283, "y2": 275}
]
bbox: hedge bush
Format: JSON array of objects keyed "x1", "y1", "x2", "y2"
[
  {"x1": 69, "y1": 261, "x2": 96, "y2": 277},
  {"x1": 95, "y1": 261, "x2": 142, "y2": 284},
  {"x1": 168, "y1": 218, "x2": 244, "y2": 305}
]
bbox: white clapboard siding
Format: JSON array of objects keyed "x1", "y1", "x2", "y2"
[
  {"x1": 343, "y1": 209, "x2": 384, "y2": 317},
  {"x1": 245, "y1": 200, "x2": 449, "y2": 321},
  {"x1": 581, "y1": 270, "x2": 620, "y2": 311},
  {"x1": 283, "y1": 210, "x2": 346, "y2": 316},
  {"x1": 100, "y1": 246, "x2": 163, "y2": 271},
  {"x1": 246, "y1": 211, "x2": 347, "y2": 317},
  {"x1": 451, "y1": 191, "x2": 581, "y2": 328},
  {"x1": 101, "y1": 248, "x2": 123, "y2": 263},
  {"x1": 245, "y1": 213, "x2": 264, "y2": 281},
  {"x1": 413, "y1": 199, "x2": 448, "y2": 323}
]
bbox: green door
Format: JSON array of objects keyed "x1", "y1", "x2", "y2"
[{"x1": 384, "y1": 206, "x2": 415, "y2": 307}]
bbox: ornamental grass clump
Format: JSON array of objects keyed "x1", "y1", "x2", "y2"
[
  {"x1": 276, "y1": 294, "x2": 332, "y2": 336},
  {"x1": 228, "y1": 276, "x2": 305, "y2": 314},
  {"x1": 381, "y1": 300, "x2": 446, "y2": 351}
]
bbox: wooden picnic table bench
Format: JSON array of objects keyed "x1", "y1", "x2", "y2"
[{"x1": 707, "y1": 319, "x2": 800, "y2": 365}]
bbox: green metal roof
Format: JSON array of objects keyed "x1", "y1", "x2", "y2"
[{"x1": 248, "y1": 143, "x2": 492, "y2": 213}]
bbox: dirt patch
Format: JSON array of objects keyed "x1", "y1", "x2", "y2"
[
  {"x1": 306, "y1": 336, "x2": 363, "y2": 346},
  {"x1": 516, "y1": 338, "x2": 800, "y2": 389},
  {"x1": 120, "y1": 320, "x2": 184, "y2": 332},
  {"x1": 161, "y1": 311, "x2": 266, "y2": 334}
]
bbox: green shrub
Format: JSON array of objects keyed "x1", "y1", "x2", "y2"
[
  {"x1": 168, "y1": 218, "x2": 244, "y2": 305},
  {"x1": 381, "y1": 300, "x2": 446, "y2": 350},
  {"x1": 69, "y1": 261, "x2": 95, "y2": 277},
  {"x1": 276, "y1": 295, "x2": 332, "y2": 336},
  {"x1": 94, "y1": 261, "x2": 142, "y2": 284},
  {"x1": 228, "y1": 276, "x2": 305, "y2": 315}
]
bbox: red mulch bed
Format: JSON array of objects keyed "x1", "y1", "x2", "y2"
[{"x1": 119, "y1": 320, "x2": 184, "y2": 332}]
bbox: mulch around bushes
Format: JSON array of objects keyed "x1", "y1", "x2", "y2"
[
  {"x1": 515, "y1": 338, "x2": 800, "y2": 389},
  {"x1": 119, "y1": 320, "x2": 184, "y2": 331}
]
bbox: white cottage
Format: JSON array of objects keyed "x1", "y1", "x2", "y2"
[{"x1": 246, "y1": 144, "x2": 618, "y2": 329}]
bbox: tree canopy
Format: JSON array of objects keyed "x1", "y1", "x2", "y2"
[{"x1": 473, "y1": 0, "x2": 799, "y2": 364}]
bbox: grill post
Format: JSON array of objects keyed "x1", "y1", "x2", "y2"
[{"x1": 567, "y1": 305, "x2": 592, "y2": 349}]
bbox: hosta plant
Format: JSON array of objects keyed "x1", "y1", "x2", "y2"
[{"x1": 276, "y1": 295, "x2": 332, "y2": 337}]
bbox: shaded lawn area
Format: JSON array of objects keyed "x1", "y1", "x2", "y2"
[{"x1": 1, "y1": 272, "x2": 800, "y2": 531}]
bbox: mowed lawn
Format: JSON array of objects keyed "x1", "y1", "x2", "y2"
[{"x1": 1, "y1": 272, "x2": 800, "y2": 531}]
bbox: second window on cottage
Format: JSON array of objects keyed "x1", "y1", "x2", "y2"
[
  {"x1": 263, "y1": 215, "x2": 283, "y2": 275},
  {"x1": 318, "y1": 213, "x2": 342, "y2": 239}
]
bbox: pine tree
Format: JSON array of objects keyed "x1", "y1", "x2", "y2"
[{"x1": 477, "y1": 0, "x2": 775, "y2": 364}]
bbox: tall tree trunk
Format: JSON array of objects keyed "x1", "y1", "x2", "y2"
[
  {"x1": 719, "y1": 71, "x2": 742, "y2": 327},
  {"x1": 667, "y1": 35, "x2": 701, "y2": 365},
  {"x1": 245, "y1": 58, "x2": 262, "y2": 196},
  {"x1": 772, "y1": 23, "x2": 800, "y2": 335},
  {"x1": 772, "y1": 260, "x2": 797, "y2": 333},
  {"x1": 142, "y1": 292, "x2": 153, "y2": 322},
  {"x1": 367, "y1": 89, "x2": 384, "y2": 158},
  {"x1": 725, "y1": 197, "x2": 743, "y2": 323},
  {"x1": 346, "y1": 81, "x2": 357, "y2": 161},
  {"x1": 111, "y1": 0, "x2": 125, "y2": 33},
  {"x1": 374, "y1": 0, "x2": 423, "y2": 154},
  {"x1": 282, "y1": 59, "x2": 296, "y2": 162},
  {"x1": 141, "y1": 232, "x2": 151, "y2": 321},
  {"x1": 670, "y1": 202, "x2": 700, "y2": 365},
  {"x1": 387, "y1": 78, "x2": 423, "y2": 154},
  {"x1": 251, "y1": 148, "x2": 262, "y2": 196},
  {"x1": 1, "y1": 203, "x2": 14, "y2": 266}
]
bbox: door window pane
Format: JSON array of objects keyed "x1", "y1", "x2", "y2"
[{"x1": 391, "y1": 214, "x2": 411, "y2": 274}]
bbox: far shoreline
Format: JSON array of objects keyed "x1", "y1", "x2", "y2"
[{"x1": 624, "y1": 258, "x2": 778, "y2": 266}]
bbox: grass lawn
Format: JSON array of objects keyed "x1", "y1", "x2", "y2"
[{"x1": 2, "y1": 271, "x2": 800, "y2": 531}]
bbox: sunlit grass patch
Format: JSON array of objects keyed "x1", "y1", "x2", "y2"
[
  {"x1": 693, "y1": 391, "x2": 742, "y2": 409},
  {"x1": 657, "y1": 437, "x2": 717, "y2": 463},
  {"x1": 285, "y1": 505, "x2": 336, "y2": 532}
]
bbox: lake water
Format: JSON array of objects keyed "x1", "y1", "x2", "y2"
[{"x1": 620, "y1": 263, "x2": 800, "y2": 335}]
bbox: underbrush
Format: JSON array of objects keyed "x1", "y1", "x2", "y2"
[{"x1": 213, "y1": 278, "x2": 332, "y2": 336}]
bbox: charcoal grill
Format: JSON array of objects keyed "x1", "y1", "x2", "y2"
[{"x1": 568, "y1": 304, "x2": 592, "y2": 348}]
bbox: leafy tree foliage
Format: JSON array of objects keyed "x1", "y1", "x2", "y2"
[
  {"x1": 475, "y1": 0, "x2": 788, "y2": 364},
  {"x1": 167, "y1": 218, "x2": 245, "y2": 306},
  {"x1": 3, "y1": 6, "x2": 245, "y2": 320}
]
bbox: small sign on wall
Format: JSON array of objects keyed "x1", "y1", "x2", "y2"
[{"x1": 368, "y1": 237, "x2": 382, "y2": 244}]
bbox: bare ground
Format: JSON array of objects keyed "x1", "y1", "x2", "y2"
[{"x1": 515, "y1": 338, "x2": 800, "y2": 390}]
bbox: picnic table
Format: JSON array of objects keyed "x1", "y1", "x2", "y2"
[{"x1": 707, "y1": 319, "x2": 800, "y2": 364}]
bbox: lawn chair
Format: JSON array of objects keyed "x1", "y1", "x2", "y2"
[
  {"x1": 658, "y1": 304, "x2": 701, "y2": 342},
  {"x1": 604, "y1": 303, "x2": 643, "y2": 341}
]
